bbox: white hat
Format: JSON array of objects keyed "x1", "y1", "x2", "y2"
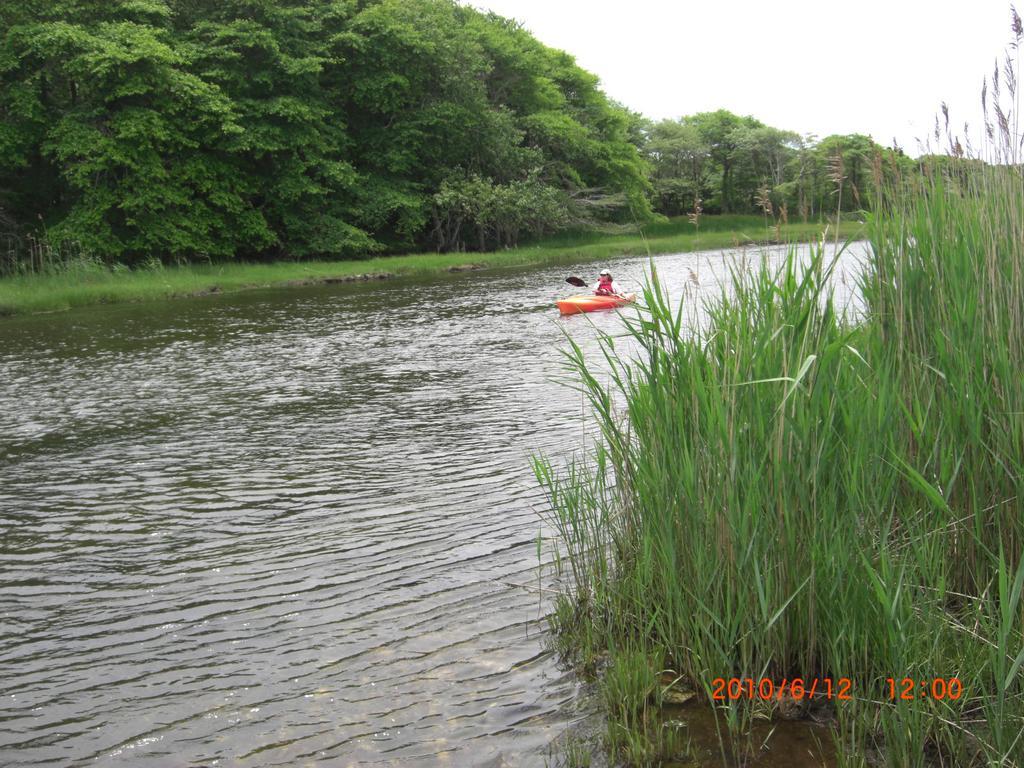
[{"x1": 599, "y1": 269, "x2": 611, "y2": 275}]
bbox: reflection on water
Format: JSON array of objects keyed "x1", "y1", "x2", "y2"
[{"x1": 0, "y1": 243, "x2": 864, "y2": 766}]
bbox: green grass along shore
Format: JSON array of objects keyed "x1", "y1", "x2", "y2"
[{"x1": 0, "y1": 216, "x2": 861, "y2": 317}]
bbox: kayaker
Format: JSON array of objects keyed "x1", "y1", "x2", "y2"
[{"x1": 594, "y1": 269, "x2": 624, "y2": 296}]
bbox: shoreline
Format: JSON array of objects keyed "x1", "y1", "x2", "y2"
[{"x1": 0, "y1": 217, "x2": 862, "y2": 317}]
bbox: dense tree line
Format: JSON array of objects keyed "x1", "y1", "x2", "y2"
[
  {"x1": 0, "y1": 0, "x2": 650, "y2": 267},
  {"x1": 642, "y1": 109, "x2": 918, "y2": 221},
  {"x1": 0, "y1": 0, "x2": 937, "y2": 270}
]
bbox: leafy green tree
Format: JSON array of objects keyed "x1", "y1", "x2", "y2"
[
  {"x1": 775, "y1": 134, "x2": 819, "y2": 221},
  {"x1": 430, "y1": 173, "x2": 570, "y2": 252},
  {"x1": 1, "y1": 1, "x2": 250, "y2": 261},
  {"x1": 730, "y1": 124, "x2": 799, "y2": 211},
  {"x1": 0, "y1": 0, "x2": 675, "y2": 268},
  {"x1": 645, "y1": 119, "x2": 710, "y2": 216},
  {"x1": 336, "y1": 0, "x2": 490, "y2": 247},
  {"x1": 814, "y1": 134, "x2": 878, "y2": 212},
  {"x1": 177, "y1": 0, "x2": 376, "y2": 259},
  {"x1": 688, "y1": 109, "x2": 763, "y2": 213},
  {"x1": 469, "y1": 11, "x2": 653, "y2": 222}
]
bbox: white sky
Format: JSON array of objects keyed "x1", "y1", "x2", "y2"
[{"x1": 465, "y1": 0, "x2": 1018, "y2": 156}]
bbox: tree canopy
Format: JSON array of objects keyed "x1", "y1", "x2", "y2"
[
  {"x1": 0, "y1": 0, "x2": 652, "y2": 265},
  {"x1": 642, "y1": 111, "x2": 915, "y2": 222},
  {"x1": 0, "y1": 1, "x2": 928, "y2": 270}
]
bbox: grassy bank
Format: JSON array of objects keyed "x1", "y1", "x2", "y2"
[
  {"x1": 535, "y1": 168, "x2": 1024, "y2": 762},
  {"x1": 0, "y1": 216, "x2": 859, "y2": 317}
]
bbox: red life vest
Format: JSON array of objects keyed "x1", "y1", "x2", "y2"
[{"x1": 595, "y1": 278, "x2": 614, "y2": 295}]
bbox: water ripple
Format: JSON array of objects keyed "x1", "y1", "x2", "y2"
[{"x1": 0, "y1": 243, "x2": 864, "y2": 766}]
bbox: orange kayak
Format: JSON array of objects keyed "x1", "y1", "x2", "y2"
[{"x1": 556, "y1": 293, "x2": 637, "y2": 315}]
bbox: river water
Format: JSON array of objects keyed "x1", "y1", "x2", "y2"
[{"x1": 0, "y1": 243, "x2": 864, "y2": 767}]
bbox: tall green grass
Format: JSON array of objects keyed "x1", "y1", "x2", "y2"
[
  {"x1": 0, "y1": 216, "x2": 858, "y2": 316},
  {"x1": 536, "y1": 131, "x2": 1024, "y2": 768}
]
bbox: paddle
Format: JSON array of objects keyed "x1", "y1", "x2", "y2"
[{"x1": 565, "y1": 276, "x2": 587, "y2": 287}]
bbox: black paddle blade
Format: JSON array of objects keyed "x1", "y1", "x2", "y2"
[{"x1": 565, "y1": 276, "x2": 587, "y2": 287}]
